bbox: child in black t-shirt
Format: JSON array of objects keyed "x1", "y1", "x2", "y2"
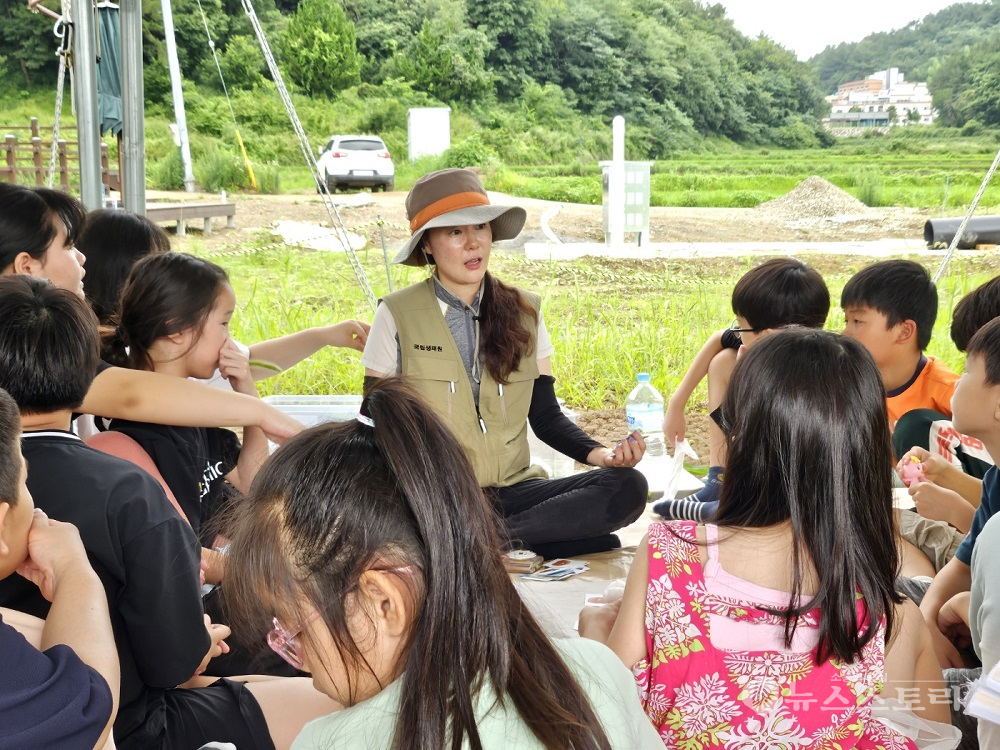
[
  {"x1": 104, "y1": 252, "x2": 270, "y2": 576},
  {"x1": 0, "y1": 275, "x2": 338, "y2": 750}
]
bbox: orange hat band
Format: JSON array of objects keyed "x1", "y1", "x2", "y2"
[{"x1": 409, "y1": 191, "x2": 491, "y2": 232}]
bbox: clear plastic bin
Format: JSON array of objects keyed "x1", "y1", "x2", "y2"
[
  {"x1": 265, "y1": 396, "x2": 580, "y2": 478},
  {"x1": 262, "y1": 395, "x2": 363, "y2": 429}
]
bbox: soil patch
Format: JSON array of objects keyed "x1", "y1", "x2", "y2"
[{"x1": 576, "y1": 406, "x2": 711, "y2": 463}]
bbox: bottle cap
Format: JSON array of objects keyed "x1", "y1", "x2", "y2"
[{"x1": 637, "y1": 373, "x2": 651, "y2": 382}]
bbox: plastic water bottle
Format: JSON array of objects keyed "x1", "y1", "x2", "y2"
[{"x1": 626, "y1": 373, "x2": 666, "y2": 498}]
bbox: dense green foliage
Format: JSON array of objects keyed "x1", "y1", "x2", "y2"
[{"x1": 0, "y1": 0, "x2": 830, "y2": 159}]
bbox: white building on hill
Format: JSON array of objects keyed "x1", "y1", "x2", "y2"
[{"x1": 825, "y1": 68, "x2": 935, "y2": 128}]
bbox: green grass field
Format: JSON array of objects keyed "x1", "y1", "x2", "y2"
[{"x1": 178, "y1": 233, "x2": 999, "y2": 413}]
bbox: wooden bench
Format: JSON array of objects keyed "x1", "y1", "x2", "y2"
[{"x1": 146, "y1": 202, "x2": 236, "y2": 236}]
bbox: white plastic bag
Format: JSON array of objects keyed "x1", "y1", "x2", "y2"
[
  {"x1": 662, "y1": 438, "x2": 701, "y2": 501},
  {"x1": 871, "y1": 697, "x2": 961, "y2": 750}
]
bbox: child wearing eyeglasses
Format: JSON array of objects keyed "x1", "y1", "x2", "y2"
[
  {"x1": 657, "y1": 257, "x2": 829, "y2": 520},
  {"x1": 221, "y1": 377, "x2": 663, "y2": 750}
]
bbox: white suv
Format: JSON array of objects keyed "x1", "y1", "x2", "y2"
[{"x1": 316, "y1": 135, "x2": 395, "y2": 192}]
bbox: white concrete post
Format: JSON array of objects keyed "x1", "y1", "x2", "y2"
[{"x1": 608, "y1": 116, "x2": 625, "y2": 250}]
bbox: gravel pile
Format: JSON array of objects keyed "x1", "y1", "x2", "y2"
[{"x1": 755, "y1": 176, "x2": 872, "y2": 221}]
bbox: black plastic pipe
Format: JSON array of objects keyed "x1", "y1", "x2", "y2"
[{"x1": 925, "y1": 216, "x2": 1000, "y2": 249}]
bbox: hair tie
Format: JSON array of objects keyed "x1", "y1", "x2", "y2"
[{"x1": 357, "y1": 397, "x2": 374, "y2": 428}]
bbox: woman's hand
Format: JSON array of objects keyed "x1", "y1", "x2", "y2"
[{"x1": 588, "y1": 431, "x2": 646, "y2": 468}]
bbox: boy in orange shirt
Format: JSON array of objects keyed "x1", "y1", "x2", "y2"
[{"x1": 841, "y1": 259, "x2": 958, "y2": 442}]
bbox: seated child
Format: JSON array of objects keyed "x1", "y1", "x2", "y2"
[
  {"x1": 656, "y1": 257, "x2": 829, "y2": 520},
  {"x1": 841, "y1": 259, "x2": 958, "y2": 450},
  {"x1": 890, "y1": 275, "x2": 1000, "y2": 573},
  {"x1": 0, "y1": 181, "x2": 302, "y2": 444},
  {"x1": 0, "y1": 386, "x2": 119, "y2": 750},
  {"x1": 0, "y1": 275, "x2": 337, "y2": 750},
  {"x1": 103, "y1": 252, "x2": 268, "y2": 549},
  {"x1": 589, "y1": 328, "x2": 949, "y2": 745},
  {"x1": 970, "y1": 512, "x2": 1000, "y2": 749},
  {"x1": 220, "y1": 377, "x2": 663, "y2": 749},
  {"x1": 78, "y1": 207, "x2": 370, "y2": 387},
  {"x1": 912, "y1": 316, "x2": 1000, "y2": 667}
]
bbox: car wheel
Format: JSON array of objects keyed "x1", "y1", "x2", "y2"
[{"x1": 385, "y1": 179, "x2": 395, "y2": 192}]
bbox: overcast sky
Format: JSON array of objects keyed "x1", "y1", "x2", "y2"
[{"x1": 719, "y1": 0, "x2": 981, "y2": 60}]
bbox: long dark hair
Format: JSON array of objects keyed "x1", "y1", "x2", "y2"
[
  {"x1": 222, "y1": 378, "x2": 612, "y2": 750},
  {"x1": 479, "y1": 271, "x2": 538, "y2": 384},
  {"x1": 0, "y1": 183, "x2": 86, "y2": 271},
  {"x1": 79, "y1": 209, "x2": 171, "y2": 326},
  {"x1": 103, "y1": 252, "x2": 229, "y2": 370},
  {"x1": 715, "y1": 327, "x2": 901, "y2": 664}
]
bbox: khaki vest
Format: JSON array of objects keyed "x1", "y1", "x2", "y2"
[{"x1": 383, "y1": 278, "x2": 546, "y2": 488}]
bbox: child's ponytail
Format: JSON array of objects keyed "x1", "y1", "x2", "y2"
[
  {"x1": 364, "y1": 379, "x2": 612, "y2": 750},
  {"x1": 221, "y1": 378, "x2": 612, "y2": 750}
]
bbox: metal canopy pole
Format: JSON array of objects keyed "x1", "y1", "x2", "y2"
[
  {"x1": 161, "y1": 0, "x2": 195, "y2": 191},
  {"x1": 120, "y1": 0, "x2": 146, "y2": 213},
  {"x1": 71, "y1": 0, "x2": 103, "y2": 209}
]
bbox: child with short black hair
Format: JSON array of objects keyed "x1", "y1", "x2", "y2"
[
  {"x1": 658, "y1": 257, "x2": 829, "y2": 520},
  {"x1": 0, "y1": 275, "x2": 337, "y2": 750},
  {"x1": 898, "y1": 316, "x2": 1000, "y2": 743},
  {"x1": 0, "y1": 384, "x2": 119, "y2": 750},
  {"x1": 841, "y1": 259, "x2": 958, "y2": 432},
  {"x1": 952, "y1": 275, "x2": 1000, "y2": 353}
]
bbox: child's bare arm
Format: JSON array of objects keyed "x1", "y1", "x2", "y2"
[
  {"x1": 884, "y1": 598, "x2": 952, "y2": 724},
  {"x1": 82, "y1": 367, "x2": 302, "y2": 443},
  {"x1": 248, "y1": 320, "x2": 370, "y2": 380},
  {"x1": 664, "y1": 329, "x2": 727, "y2": 445},
  {"x1": 605, "y1": 536, "x2": 651, "y2": 668}
]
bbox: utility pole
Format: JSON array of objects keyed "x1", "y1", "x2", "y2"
[{"x1": 160, "y1": 0, "x2": 195, "y2": 191}]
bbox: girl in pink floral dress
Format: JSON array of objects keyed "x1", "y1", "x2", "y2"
[{"x1": 602, "y1": 329, "x2": 952, "y2": 748}]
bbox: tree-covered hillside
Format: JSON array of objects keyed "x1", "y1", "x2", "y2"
[
  {"x1": 0, "y1": 0, "x2": 831, "y2": 159},
  {"x1": 809, "y1": 1, "x2": 1000, "y2": 94}
]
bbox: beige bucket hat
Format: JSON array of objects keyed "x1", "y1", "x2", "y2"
[{"x1": 393, "y1": 168, "x2": 527, "y2": 266}]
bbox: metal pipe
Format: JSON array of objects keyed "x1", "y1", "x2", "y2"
[
  {"x1": 71, "y1": 0, "x2": 103, "y2": 209},
  {"x1": 120, "y1": 0, "x2": 145, "y2": 213},
  {"x1": 925, "y1": 216, "x2": 1000, "y2": 249}
]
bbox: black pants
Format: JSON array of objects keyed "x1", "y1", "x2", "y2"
[{"x1": 489, "y1": 467, "x2": 647, "y2": 559}]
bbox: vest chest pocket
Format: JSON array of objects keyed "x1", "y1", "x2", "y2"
[
  {"x1": 402, "y1": 355, "x2": 465, "y2": 420},
  {"x1": 482, "y1": 366, "x2": 536, "y2": 435}
]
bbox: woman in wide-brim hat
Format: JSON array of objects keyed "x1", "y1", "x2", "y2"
[{"x1": 362, "y1": 168, "x2": 648, "y2": 559}]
